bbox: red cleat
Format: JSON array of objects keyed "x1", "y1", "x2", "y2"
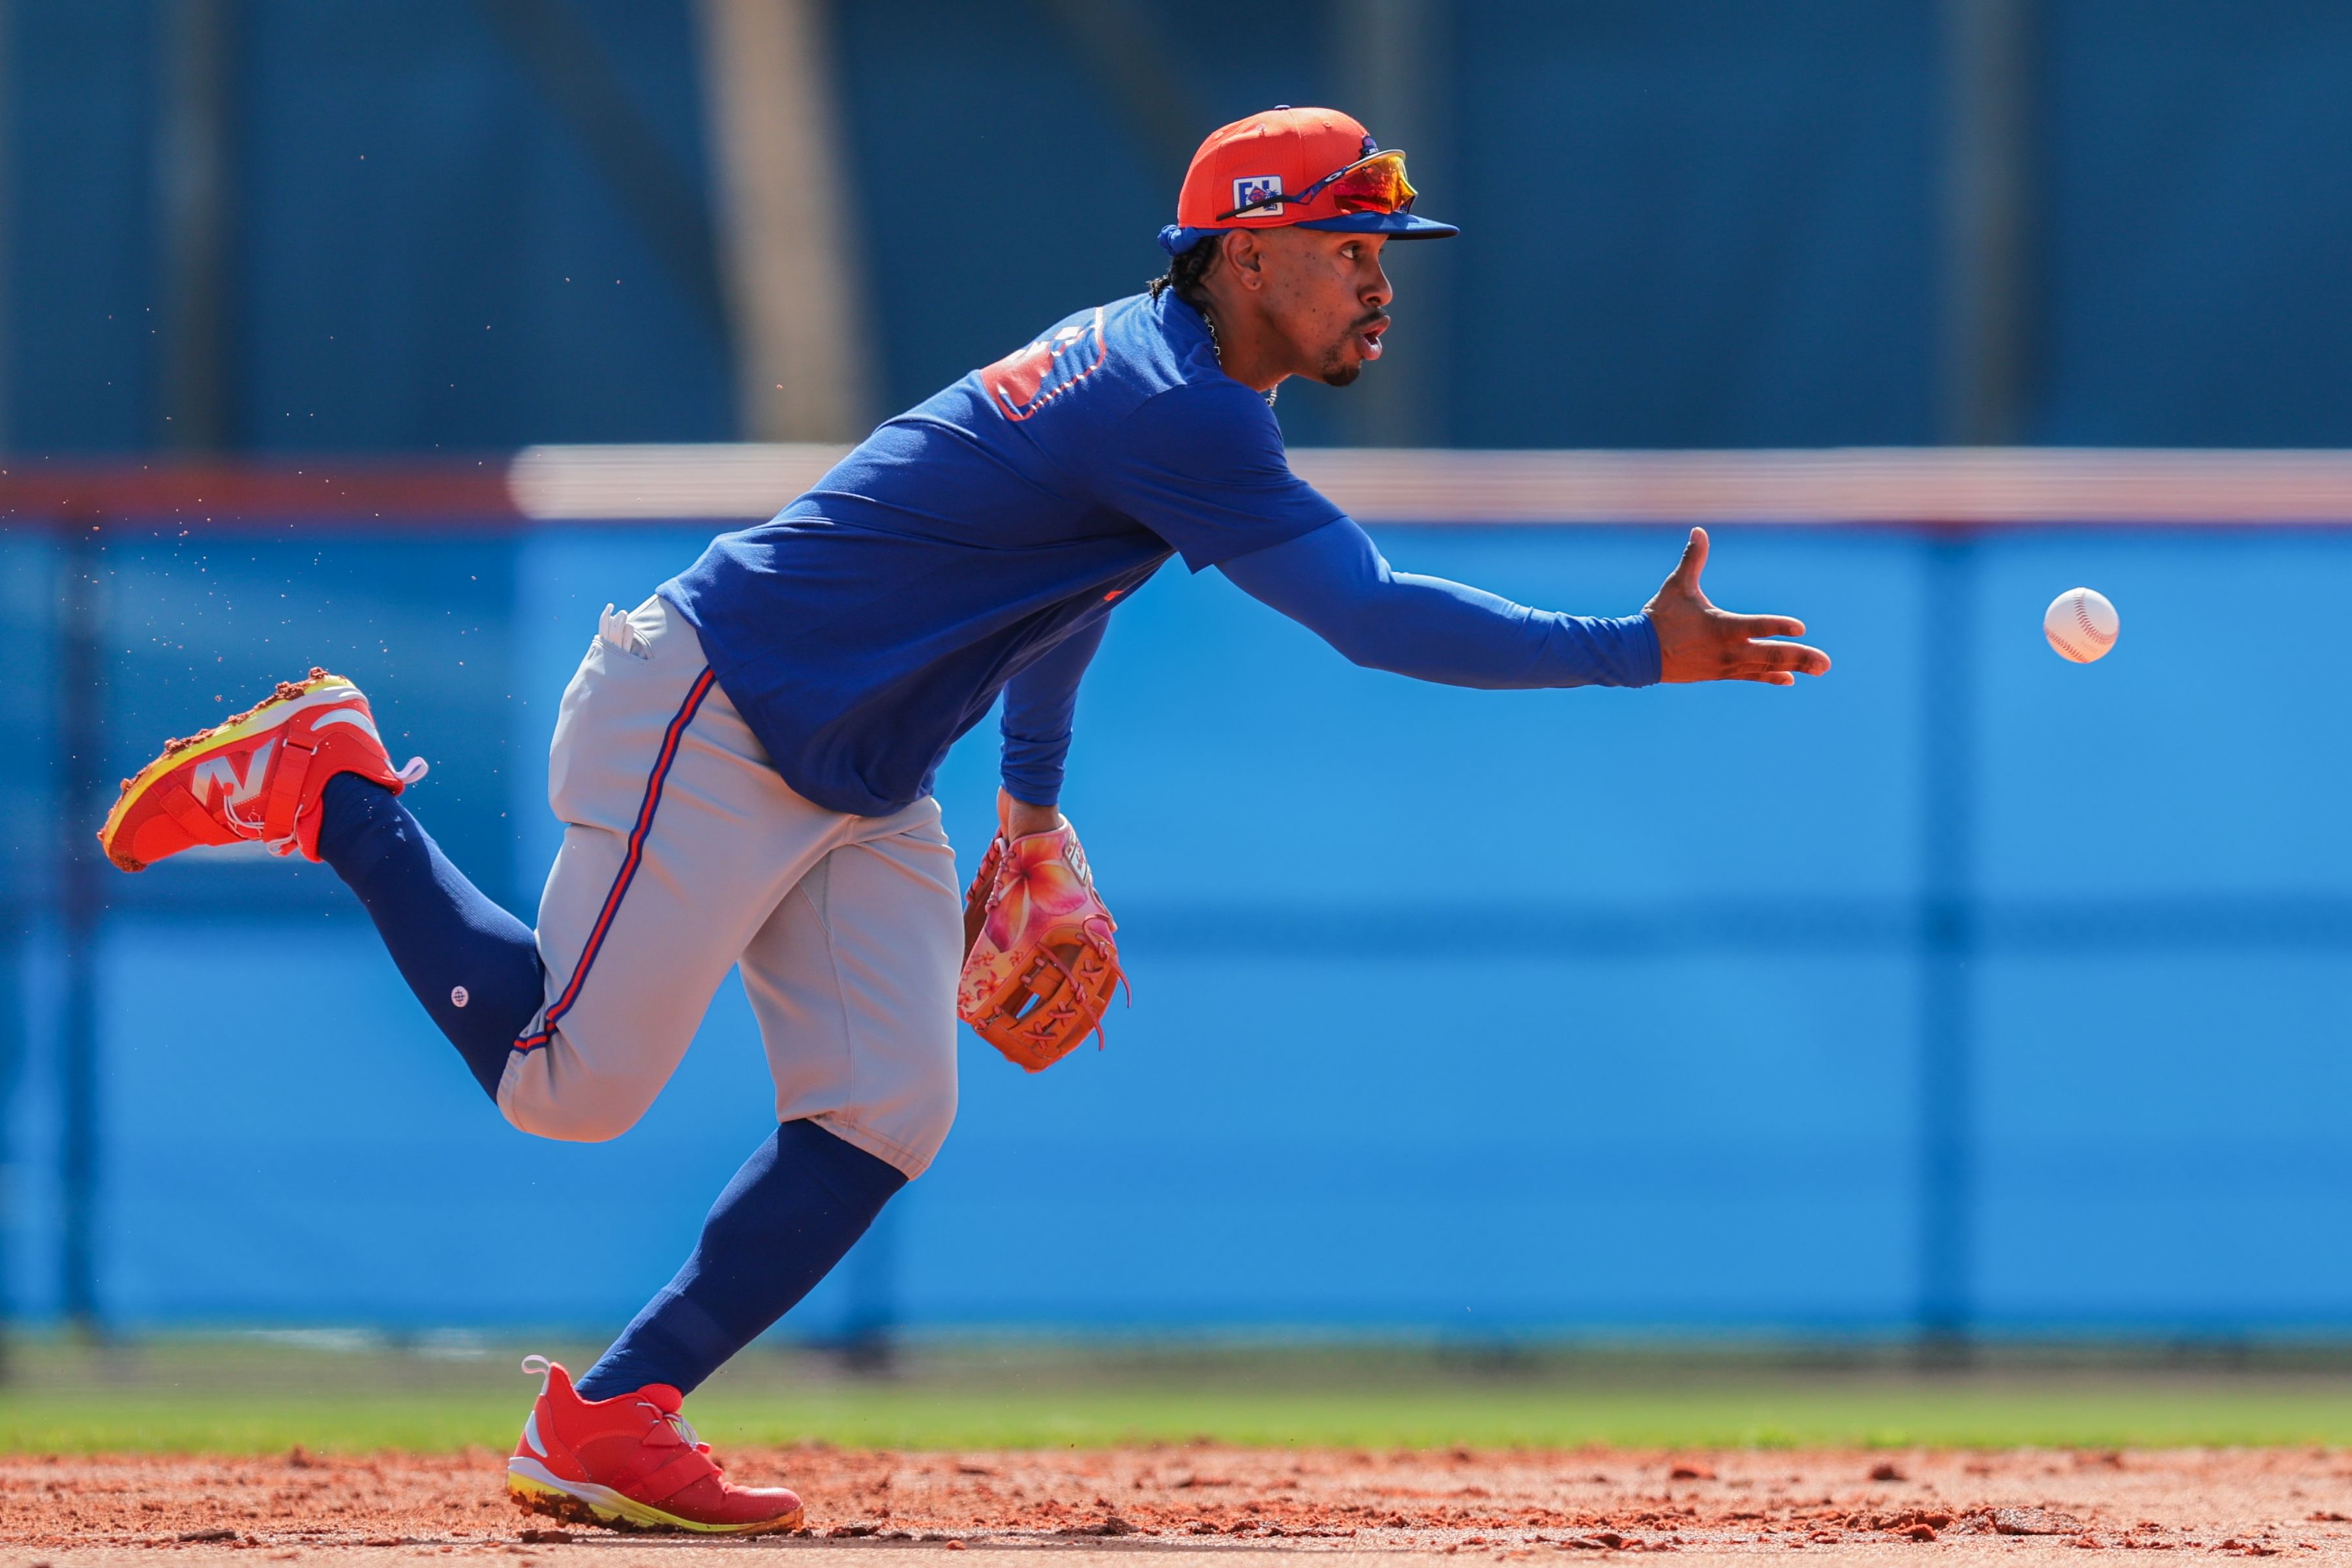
[
  {"x1": 97, "y1": 667, "x2": 424, "y2": 872},
  {"x1": 505, "y1": 1357, "x2": 805, "y2": 1535}
]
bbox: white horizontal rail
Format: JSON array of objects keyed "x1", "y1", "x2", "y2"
[{"x1": 507, "y1": 444, "x2": 2352, "y2": 525}]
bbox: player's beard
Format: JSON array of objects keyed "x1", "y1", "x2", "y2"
[
  {"x1": 1316, "y1": 312, "x2": 1383, "y2": 386},
  {"x1": 1317, "y1": 336, "x2": 1373, "y2": 385}
]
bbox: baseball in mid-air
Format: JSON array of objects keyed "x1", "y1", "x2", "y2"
[{"x1": 2044, "y1": 586, "x2": 2120, "y2": 663}]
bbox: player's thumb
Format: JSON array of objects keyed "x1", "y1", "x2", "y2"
[{"x1": 1666, "y1": 526, "x2": 1709, "y2": 594}]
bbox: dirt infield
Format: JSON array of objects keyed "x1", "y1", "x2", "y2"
[{"x1": 3, "y1": 1446, "x2": 2351, "y2": 1566}]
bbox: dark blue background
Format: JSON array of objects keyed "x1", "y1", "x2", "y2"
[{"x1": 11, "y1": 1, "x2": 2352, "y2": 453}]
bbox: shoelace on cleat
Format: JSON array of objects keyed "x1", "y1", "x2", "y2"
[{"x1": 634, "y1": 1400, "x2": 726, "y2": 1471}]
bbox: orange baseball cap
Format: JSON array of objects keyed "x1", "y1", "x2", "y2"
[{"x1": 1158, "y1": 106, "x2": 1458, "y2": 254}]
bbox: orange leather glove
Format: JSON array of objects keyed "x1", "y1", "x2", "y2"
[{"x1": 957, "y1": 818, "x2": 1124, "y2": 1072}]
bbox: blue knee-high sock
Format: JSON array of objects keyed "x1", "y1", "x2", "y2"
[
  {"x1": 315, "y1": 773, "x2": 542, "y2": 1100},
  {"x1": 576, "y1": 1119, "x2": 909, "y2": 1400}
]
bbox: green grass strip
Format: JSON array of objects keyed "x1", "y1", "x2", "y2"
[{"x1": 4, "y1": 1339, "x2": 2349, "y2": 1454}]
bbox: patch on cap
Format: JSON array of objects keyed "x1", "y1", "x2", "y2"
[{"x1": 1231, "y1": 175, "x2": 1283, "y2": 216}]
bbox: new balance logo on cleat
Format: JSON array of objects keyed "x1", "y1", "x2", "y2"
[{"x1": 191, "y1": 740, "x2": 274, "y2": 807}]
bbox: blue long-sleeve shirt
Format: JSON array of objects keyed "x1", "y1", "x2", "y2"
[
  {"x1": 1222, "y1": 519, "x2": 1659, "y2": 690},
  {"x1": 998, "y1": 615, "x2": 1111, "y2": 806},
  {"x1": 665, "y1": 286, "x2": 1655, "y2": 817}
]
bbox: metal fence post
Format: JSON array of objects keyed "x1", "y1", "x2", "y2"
[
  {"x1": 1941, "y1": 0, "x2": 2036, "y2": 447},
  {"x1": 56, "y1": 519, "x2": 106, "y2": 1333},
  {"x1": 0, "y1": 905, "x2": 18, "y2": 1380},
  {"x1": 1918, "y1": 530, "x2": 1978, "y2": 1357}
]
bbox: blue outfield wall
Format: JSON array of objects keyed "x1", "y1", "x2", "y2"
[{"x1": 2, "y1": 522, "x2": 2349, "y2": 1336}]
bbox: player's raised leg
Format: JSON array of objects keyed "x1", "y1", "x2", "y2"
[
  {"x1": 97, "y1": 669, "x2": 546, "y2": 1097},
  {"x1": 91, "y1": 594, "x2": 856, "y2": 1135}
]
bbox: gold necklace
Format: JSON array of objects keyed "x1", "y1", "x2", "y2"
[{"x1": 1200, "y1": 305, "x2": 1278, "y2": 408}]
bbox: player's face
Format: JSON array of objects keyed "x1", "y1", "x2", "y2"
[{"x1": 1256, "y1": 228, "x2": 1393, "y2": 387}]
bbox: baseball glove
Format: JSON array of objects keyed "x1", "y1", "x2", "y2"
[{"x1": 957, "y1": 821, "x2": 1124, "y2": 1072}]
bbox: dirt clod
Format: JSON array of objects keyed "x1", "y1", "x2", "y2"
[{"x1": 1995, "y1": 1507, "x2": 2087, "y2": 1535}]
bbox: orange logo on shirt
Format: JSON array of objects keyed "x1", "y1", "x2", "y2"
[{"x1": 978, "y1": 309, "x2": 1108, "y2": 421}]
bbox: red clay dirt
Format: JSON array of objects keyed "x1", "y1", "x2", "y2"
[{"x1": 4, "y1": 1446, "x2": 2352, "y2": 1563}]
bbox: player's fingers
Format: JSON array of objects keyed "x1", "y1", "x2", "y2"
[
  {"x1": 1730, "y1": 613, "x2": 1807, "y2": 640},
  {"x1": 1719, "y1": 648, "x2": 1826, "y2": 684},
  {"x1": 1747, "y1": 639, "x2": 1831, "y2": 676}
]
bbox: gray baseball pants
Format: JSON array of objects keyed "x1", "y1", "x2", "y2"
[{"x1": 498, "y1": 594, "x2": 963, "y2": 1179}]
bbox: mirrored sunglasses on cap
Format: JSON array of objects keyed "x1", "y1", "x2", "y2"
[{"x1": 1217, "y1": 149, "x2": 1417, "y2": 220}]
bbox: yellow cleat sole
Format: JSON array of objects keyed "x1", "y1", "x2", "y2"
[{"x1": 507, "y1": 1462, "x2": 804, "y2": 1536}]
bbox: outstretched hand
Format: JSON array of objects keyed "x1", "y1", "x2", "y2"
[{"x1": 1642, "y1": 528, "x2": 1832, "y2": 686}]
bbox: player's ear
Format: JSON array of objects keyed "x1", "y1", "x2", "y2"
[{"x1": 1224, "y1": 230, "x2": 1264, "y2": 288}]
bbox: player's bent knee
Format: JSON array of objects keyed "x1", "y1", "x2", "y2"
[
  {"x1": 821, "y1": 1067, "x2": 958, "y2": 1179},
  {"x1": 497, "y1": 1068, "x2": 659, "y2": 1144},
  {"x1": 500, "y1": 1096, "x2": 648, "y2": 1144}
]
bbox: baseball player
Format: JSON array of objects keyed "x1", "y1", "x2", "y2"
[{"x1": 98, "y1": 106, "x2": 1827, "y2": 1533}]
